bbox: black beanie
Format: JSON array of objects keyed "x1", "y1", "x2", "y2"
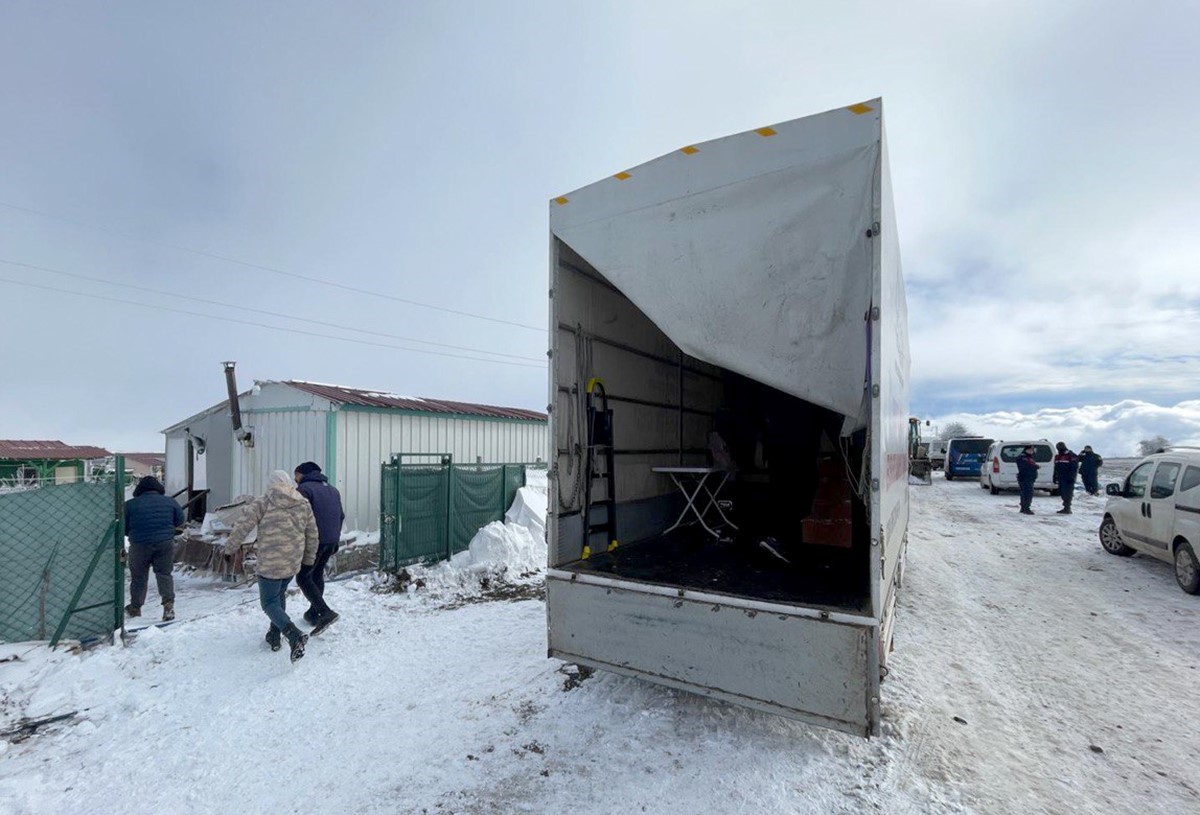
[
  {"x1": 133, "y1": 476, "x2": 166, "y2": 497},
  {"x1": 295, "y1": 461, "x2": 322, "y2": 476}
]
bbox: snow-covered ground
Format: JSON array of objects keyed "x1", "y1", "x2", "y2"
[{"x1": 2, "y1": 477, "x2": 1198, "y2": 814}]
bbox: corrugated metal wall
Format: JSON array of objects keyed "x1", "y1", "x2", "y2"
[
  {"x1": 336, "y1": 410, "x2": 547, "y2": 532},
  {"x1": 231, "y1": 410, "x2": 329, "y2": 503}
]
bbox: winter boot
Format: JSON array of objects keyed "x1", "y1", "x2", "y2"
[
  {"x1": 303, "y1": 608, "x2": 319, "y2": 626},
  {"x1": 1057, "y1": 508, "x2": 1072, "y2": 515},
  {"x1": 282, "y1": 624, "x2": 308, "y2": 663},
  {"x1": 310, "y1": 610, "x2": 340, "y2": 637},
  {"x1": 162, "y1": 601, "x2": 175, "y2": 622},
  {"x1": 1020, "y1": 508, "x2": 1034, "y2": 515},
  {"x1": 265, "y1": 624, "x2": 282, "y2": 652},
  {"x1": 124, "y1": 604, "x2": 141, "y2": 618}
]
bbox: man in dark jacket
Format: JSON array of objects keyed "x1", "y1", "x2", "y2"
[
  {"x1": 1052, "y1": 442, "x2": 1080, "y2": 515},
  {"x1": 1078, "y1": 446, "x2": 1104, "y2": 495},
  {"x1": 1015, "y1": 445, "x2": 1039, "y2": 515},
  {"x1": 293, "y1": 461, "x2": 344, "y2": 634},
  {"x1": 124, "y1": 476, "x2": 184, "y2": 621}
]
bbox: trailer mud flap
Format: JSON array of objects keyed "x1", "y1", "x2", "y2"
[{"x1": 547, "y1": 575, "x2": 875, "y2": 736}]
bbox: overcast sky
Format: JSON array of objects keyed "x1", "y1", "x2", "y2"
[{"x1": 2, "y1": 1, "x2": 1197, "y2": 455}]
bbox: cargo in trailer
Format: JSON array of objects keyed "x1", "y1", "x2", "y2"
[{"x1": 546, "y1": 99, "x2": 909, "y2": 737}]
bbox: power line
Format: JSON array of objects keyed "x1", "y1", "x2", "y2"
[
  {"x1": 0, "y1": 257, "x2": 544, "y2": 363},
  {"x1": 0, "y1": 276, "x2": 547, "y2": 370},
  {"x1": 0, "y1": 199, "x2": 547, "y2": 332}
]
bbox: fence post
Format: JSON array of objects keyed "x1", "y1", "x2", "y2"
[
  {"x1": 379, "y1": 460, "x2": 387, "y2": 570},
  {"x1": 113, "y1": 454, "x2": 125, "y2": 635},
  {"x1": 444, "y1": 457, "x2": 454, "y2": 560},
  {"x1": 391, "y1": 456, "x2": 402, "y2": 570}
]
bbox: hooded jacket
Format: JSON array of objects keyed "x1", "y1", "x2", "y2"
[
  {"x1": 296, "y1": 471, "x2": 345, "y2": 548},
  {"x1": 125, "y1": 477, "x2": 184, "y2": 546},
  {"x1": 1078, "y1": 450, "x2": 1103, "y2": 478},
  {"x1": 224, "y1": 478, "x2": 318, "y2": 579}
]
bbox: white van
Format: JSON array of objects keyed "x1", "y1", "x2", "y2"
[
  {"x1": 927, "y1": 440, "x2": 947, "y2": 469},
  {"x1": 979, "y1": 440, "x2": 1055, "y2": 495},
  {"x1": 1099, "y1": 449, "x2": 1200, "y2": 594}
]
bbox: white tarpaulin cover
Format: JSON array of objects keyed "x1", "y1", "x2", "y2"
[{"x1": 550, "y1": 100, "x2": 885, "y2": 422}]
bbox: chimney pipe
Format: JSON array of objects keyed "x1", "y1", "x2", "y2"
[{"x1": 222, "y1": 362, "x2": 253, "y2": 447}]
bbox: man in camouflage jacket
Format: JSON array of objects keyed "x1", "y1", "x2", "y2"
[{"x1": 225, "y1": 470, "x2": 318, "y2": 661}]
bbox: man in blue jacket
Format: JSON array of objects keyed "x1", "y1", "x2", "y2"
[
  {"x1": 1016, "y1": 445, "x2": 1039, "y2": 515},
  {"x1": 124, "y1": 476, "x2": 184, "y2": 621},
  {"x1": 293, "y1": 462, "x2": 344, "y2": 634},
  {"x1": 1053, "y1": 442, "x2": 1080, "y2": 515}
]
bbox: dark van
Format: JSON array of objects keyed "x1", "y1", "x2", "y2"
[{"x1": 944, "y1": 437, "x2": 995, "y2": 480}]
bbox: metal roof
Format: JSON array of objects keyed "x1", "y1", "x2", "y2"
[
  {"x1": 283, "y1": 381, "x2": 547, "y2": 422},
  {"x1": 0, "y1": 440, "x2": 112, "y2": 461}
]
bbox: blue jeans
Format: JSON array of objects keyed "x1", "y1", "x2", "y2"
[{"x1": 258, "y1": 577, "x2": 293, "y2": 631}]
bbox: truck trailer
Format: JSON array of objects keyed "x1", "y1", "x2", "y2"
[{"x1": 546, "y1": 99, "x2": 909, "y2": 737}]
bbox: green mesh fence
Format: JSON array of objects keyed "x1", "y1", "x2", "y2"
[
  {"x1": 379, "y1": 458, "x2": 532, "y2": 570},
  {"x1": 379, "y1": 460, "x2": 400, "y2": 572},
  {"x1": 0, "y1": 458, "x2": 124, "y2": 646},
  {"x1": 395, "y1": 463, "x2": 451, "y2": 567},
  {"x1": 449, "y1": 466, "x2": 506, "y2": 555}
]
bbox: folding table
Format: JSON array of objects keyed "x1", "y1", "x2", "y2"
[{"x1": 651, "y1": 466, "x2": 739, "y2": 539}]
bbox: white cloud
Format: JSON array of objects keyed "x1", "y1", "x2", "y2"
[{"x1": 927, "y1": 400, "x2": 1200, "y2": 458}]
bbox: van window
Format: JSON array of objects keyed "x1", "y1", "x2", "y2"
[
  {"x1": 949, "y1": 439, "x2": 992, "y2": 455},
  {"x1": 1181, "y1": 466, "x2": 1200, "y2": 493},
  {"x1": 1126, "y1": 462, "x2": 1154, "y2": 498},
  {"x1": 1151, "y1": 462, "x2": 1182, "y2": 499},
  {"x1": 1000, "y1": 445, "x2": 1052, "y2": 463}
]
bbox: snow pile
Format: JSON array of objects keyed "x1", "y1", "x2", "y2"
[
  {"x1": 391, "y1": 481, "x2": 548, "y2": 596},
  {"x1": 504, "y1": 482, "x2": 547, "y2": 539}
]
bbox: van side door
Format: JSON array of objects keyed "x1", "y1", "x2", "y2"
[
  {"x1": 1113, "y1": 461, "x2": 1155, "y2": 552},
  {"x1": 1142, "y1": 461, "x2": 1182, "y2": 561},
  {"x1": 1176, "y1": 466, "x2": 1200, "y2": 543}
]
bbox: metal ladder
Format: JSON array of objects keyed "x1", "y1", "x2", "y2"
[{"x1": 581, "y1": 378, "x2": 617, "y2": 560}]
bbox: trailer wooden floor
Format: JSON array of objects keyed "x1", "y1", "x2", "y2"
[{"x1": 564, "y1": 527, "x2": 871, "y2": 614}]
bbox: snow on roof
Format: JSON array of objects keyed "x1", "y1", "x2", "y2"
[
  {"x1": 0, "y1": 440, "x2": 112, "y2": 460},
  {"x1": 282, "y1": 381, "x2": 546, "y2": 422}
]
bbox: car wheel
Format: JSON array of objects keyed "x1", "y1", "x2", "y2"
[
  {"x1": 1175, "y1": 541, "x2": 1200, "y2": 595},
  {"x1": 1099, "y1": 517, "x2": 1135, "y2": 557},
  {"x1": 945, "y1": 473, "x2": 954, "y2": 481},
  {"x1": 990, "y1": 483, "x2": 1000, "y2": 495}
]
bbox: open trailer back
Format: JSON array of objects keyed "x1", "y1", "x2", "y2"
[{"x1": 546, "y1": 99, "x2": 909, "y2": 737}]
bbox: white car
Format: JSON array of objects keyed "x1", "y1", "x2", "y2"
[
  {"x1": 1098, "y1": 450, "x2": 1200, "y2": 595},
  {"x1": 979, "y1": 440, "x2": 1055, "y2": 495},
  {"x1": 927, "y1": 440, "x2": 947, "y2": 470}
]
